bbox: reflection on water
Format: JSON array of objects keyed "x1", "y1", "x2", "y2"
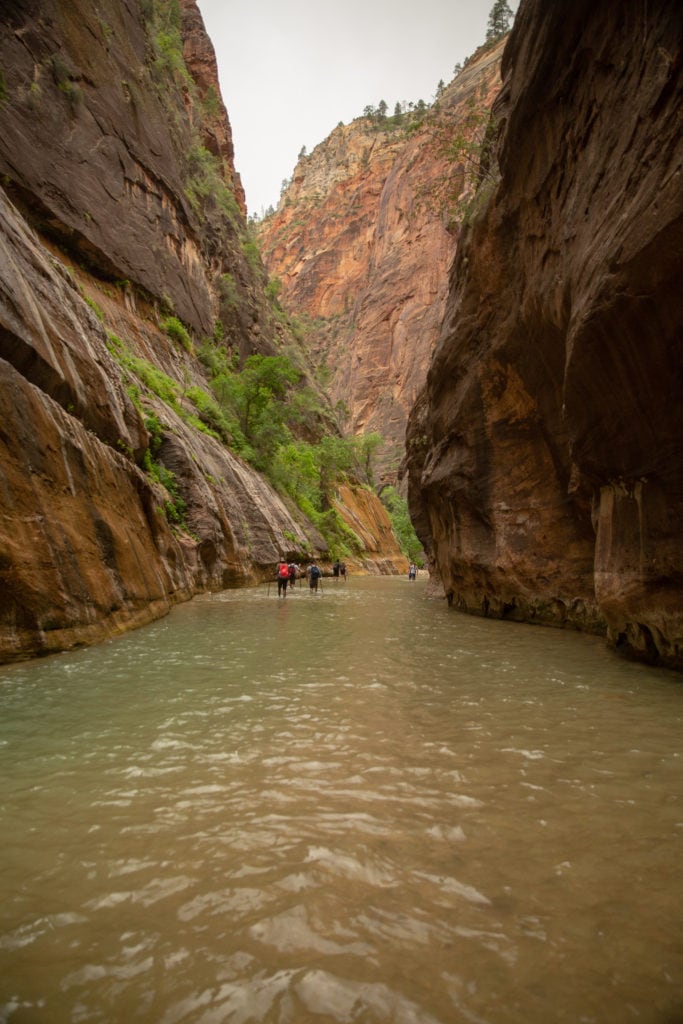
[{"x1": 0, "y1": 576, "x2": 681, "y2": 1023}]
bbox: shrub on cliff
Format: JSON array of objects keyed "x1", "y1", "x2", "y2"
[
  {"x1": 161, "y1": 316, "x2": 192, "y2": 352},
  {"x1": 185, "y1": 144, "x2": 241, "y2": 226},
  {"x1": 381, "y1": 487, "x2": 424, "y2": 564}
]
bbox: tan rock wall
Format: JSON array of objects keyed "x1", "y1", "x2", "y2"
[
  {"x1": 0, "y1": 186, "x2": 324, "y2": 662},
  {"x1": 334, "y1": 484, "x2": 409, "y2": 575},
  {"x1": 0, "y1": 0, "x2": 407, "y2": 662}
]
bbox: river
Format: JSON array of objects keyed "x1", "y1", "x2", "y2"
[{"x1": 0, "y1": 576, "x2": 681, "y2": 1024}]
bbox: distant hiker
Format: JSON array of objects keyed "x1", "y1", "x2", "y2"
[
  {"x1": 277, "y1": 560, "x2": 290, "y2": 597},
  {"x1": 340, "y1": 561, "x2": 347, "y2": 581},
  {"x1": 408, "y1": 563, "x2": 417, "y2": 581},
  {"x1": 332, "y1": 560, "x2": 340, "y2": 578},
  {"x1": 307, "y1": 562, "x2": 322, "y2": 592},
  {"x1": 288, "y1": 562, "x2": 298, "y2": 587}
]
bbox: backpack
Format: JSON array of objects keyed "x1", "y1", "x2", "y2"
[
  {"x1": 278, "y1": 563, "x2": 289, "y2": 578},
  {"x1": 310, "y1": 565, "x2": 321, "y2": 579}
]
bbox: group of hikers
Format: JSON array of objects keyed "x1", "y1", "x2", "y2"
[
  {"x1": 274, "y1": 558, "x2": 417, "y2": 595},
  {"x1": 275, "y1": 558, "x2": 347, "y2": 596}
]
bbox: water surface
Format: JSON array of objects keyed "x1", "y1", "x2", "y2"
[{"x1": 1, "y1": 576, "x2": 681, "y2": 1023}]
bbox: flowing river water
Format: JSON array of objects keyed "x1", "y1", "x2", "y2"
[{"x1": 1, "y1": 576, "x2": 682, "y2": 1024}]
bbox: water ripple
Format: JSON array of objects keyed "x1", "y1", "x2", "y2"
[{"x1": 0, "y1": 578, "x2": 682, "y2": 1022}]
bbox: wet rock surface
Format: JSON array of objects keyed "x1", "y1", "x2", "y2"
[
  {"x1": 405, "y1": 0, "x2": 683, "y2": 668},
  {"x1": 0, "y1": 1, "x2": 333, "y2": 661}
]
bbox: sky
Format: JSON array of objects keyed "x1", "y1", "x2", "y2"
[{"x1": 196, "y1": 0, "x2": 518, "y2": 218}]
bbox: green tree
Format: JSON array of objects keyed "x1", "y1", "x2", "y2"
[
  {"x1": 355, "y1": 432, "x2": 383, "y2": 483},
  {"x1": 272, "y1": 441, "x2": 319, "y2": 504},
  {"x1": 233, "y1": 354, "x2": 300, "y2": 440},
  {"x1": 317, "y1": 435, "x2": 356, "y2": 507},
  {"x1": 377, "y1": 99, "x2": 388, "y2": 119},
  {"x1": 441, "y1": 94, "x2": 500, "y2": 218},
  {"x1": 381, "y1": 487, "x2": 424, "y2": 564},
  {"x1": 486, "y1": 0, "x2": 513, "y2": 41}
]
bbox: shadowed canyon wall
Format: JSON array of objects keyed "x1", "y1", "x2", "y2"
[
  {"x1": 0, "y1": 0, "x2": 400, "y2": 662},
  {"x1": 258, "y1": 40, "x2": 506, "y2": 483},
  {"x1": 405, "y1": 0, "x2": 683, "y2": 668}
]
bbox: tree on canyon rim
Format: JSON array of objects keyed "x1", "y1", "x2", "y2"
[{"x1": 486, "y1": 0, "x2": 513, "y2": 41}]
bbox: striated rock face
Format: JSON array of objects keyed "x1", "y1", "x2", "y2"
[
  {"x1": 0, "y1": 1, "x2": 401, "y2": 662},
  {"x1": 334, "y1": 483, "x2": 408, "y2": 576},
  {"x1": 0, "y1": 185, "x2": 323, "y2": 661},
  {"x1": 405, "y1": 0, "x2": 683, "y2": 668},
  {"x1": 258, "y1": 41, "x2": 506, "y2": 481},
  {"x1": 0, "y1": 0, "x2": 255, "y2": 341}
]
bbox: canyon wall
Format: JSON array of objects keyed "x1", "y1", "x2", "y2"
[
  {"x1": 0, "y1": 0, "x2": 397, "y2": 662},
  {"x1": 258, "y1": 40, "x2": 506, "y2": 483},
  {"x1": 405, "y1": 0, "x2": 683, "y2": 668}
]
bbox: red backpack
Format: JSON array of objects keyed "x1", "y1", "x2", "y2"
[{"x1": 278, "y1": 563, "x2": 289, "y2": 578}]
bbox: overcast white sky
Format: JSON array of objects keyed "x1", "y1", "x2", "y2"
[{"x1": 196, "y1": 0, "x2": 518, "y2": 217}]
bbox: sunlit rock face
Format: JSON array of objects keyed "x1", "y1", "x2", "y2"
[
  {"x1": 0, "y1": 0, "x2": 413, "y2": 661},
  {"x1": 258, "y1": 40, "x2": 506, "y2": 482},
  {"x1": 405, "y1": 0, "x2": 683, "y2": 668},
  {"x1": 0, "y1": 1, "x2": 328, "y2": 662},
  {"x1": 0, "y1": 187, "x2": 323, "y2": 661},
  {"x1": 334, "y1": 484, "x2": 409, "y2": 576}
]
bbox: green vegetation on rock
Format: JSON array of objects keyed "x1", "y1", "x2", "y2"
[{"x1": 381, "y1": 486, "x2": 424, "y2": 565}]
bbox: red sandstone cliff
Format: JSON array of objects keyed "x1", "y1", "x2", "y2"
[
  {"x1": 404, "y1": 0, "x2": 683, "y2": 669},
  {"x1": 0, "y1": 0, "x2": 398, "y2": 662},
  {"x1": 258, "y1": 41, "x2": 506, "y2": 482}
]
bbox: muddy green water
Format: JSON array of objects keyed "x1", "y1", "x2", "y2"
[{"x1": 0, "y1": 576, "x2": 682, "y2": 1024}]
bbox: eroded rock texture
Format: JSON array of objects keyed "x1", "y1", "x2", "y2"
[
  {"x1": 0, "y1": 186, "x2": 323, "y2": 660},
  {"x1": 258, "y1": 41, "x2": 506, "y2": 481},
  {"x1": 405, "y1": 0, "x2": 683, "y2": 668},
  {"x1": 334, "y1": 483, "x2": 407, "y2": 575},
  {"x1": 0, "y1": 0, "x2": 270, "y2": 349},
  {"x1": 2, "y1": 1, "x2": 393, "y2": 661}
]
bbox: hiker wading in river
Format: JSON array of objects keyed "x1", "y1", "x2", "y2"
[
  {"x1": 307, "y1": 562, "x2": 322, "y2": 594},
  {"x1": 277, "y1": 560, "x2": 290, "y2": 597}
]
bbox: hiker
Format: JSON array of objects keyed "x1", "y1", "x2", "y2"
[
  {"x1": 408, "y1": 563, "x2": 417, "y2": 581},
  {"x1": 288, "y1": 562, "x2": 299, "y2": 587},
  {"x1": 339, "y1": 561, "x2": 347, "y2": 581},
  {"x1": 307, "y1": 562, "x2": 322, "y2": 593},
  {"x1": 277, "y1": 559, "x2": 290, "y2": 597},
  {"x1": 332, "y1": 560, "x2": 340, "y2": 578}
]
